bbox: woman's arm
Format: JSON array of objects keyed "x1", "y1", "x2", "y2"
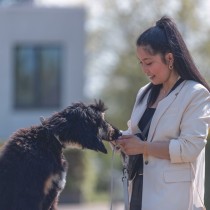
[{"x1": 146, "y1": 141, "x2": 170, "y2": 159}]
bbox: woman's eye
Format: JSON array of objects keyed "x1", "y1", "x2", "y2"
[
  {"x1": 138, "y1": 60, "x2": 152, "y2": 66},
  {"x1": 146, "y1": 62, "x2": 152, "y2": 66}
]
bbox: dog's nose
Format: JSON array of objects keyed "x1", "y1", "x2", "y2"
[{"x1": 111, "y1": 129, "x2": 122, "y2": 140}]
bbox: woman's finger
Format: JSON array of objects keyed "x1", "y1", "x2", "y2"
[
  {"x1": 116, "y1": 139, "x2": 125, "y2": 146},
  {"x1": 118, "y1": 135, "x2": 133, "y2": 139}
]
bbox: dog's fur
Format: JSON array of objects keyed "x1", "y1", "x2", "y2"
[{"x1": 0, "y1": 100, "x2": 121, "y2": 210}]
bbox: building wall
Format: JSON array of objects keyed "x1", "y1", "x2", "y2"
[{"x1": 0, "y1": 6, "x2": 86, "y2": 140}]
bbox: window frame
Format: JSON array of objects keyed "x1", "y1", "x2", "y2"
[{"x1": 13, "y1": 43, "x2": 62, "y2": 110}]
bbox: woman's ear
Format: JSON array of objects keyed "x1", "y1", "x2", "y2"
[{"x1": 165, "y1": 52, "x2": 174, "y2": 64}]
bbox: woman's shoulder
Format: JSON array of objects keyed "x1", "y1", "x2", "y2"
[
  {"x1": 184, "y1": 80, "x2": 210, "y2": 94},
  {"x1": 137, "y1": 83, "x2": 151, "y2": 95},
  {"x1": 133, "y1": 83, "x2": 151, "y2": 105},
  {"x1": 181, "y1": 80, "x2": 210, "y2": 103}
]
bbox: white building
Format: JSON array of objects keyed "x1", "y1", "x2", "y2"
[{"x1": 0, "y1": 5, "x2": 86, "y2": 140}]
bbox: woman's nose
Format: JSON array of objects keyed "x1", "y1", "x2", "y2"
[{"x1": 142, "y1": 65, "x2": 149, "y2": 74}]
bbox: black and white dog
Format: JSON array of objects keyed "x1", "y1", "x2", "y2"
[{"x1": 0, "y1": 100, "x2": 121, "y2": 210}]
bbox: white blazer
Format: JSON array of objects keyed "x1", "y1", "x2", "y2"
[{"x1": 123, "y1": 80, "x2": 210, "y2": 210}]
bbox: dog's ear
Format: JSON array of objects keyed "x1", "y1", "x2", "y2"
[
  {"x1": 84, "y1": 136, "x2": 107, "y2": 154},
  {"x1": 94, "y1": 137, "x2": 108, "y2": 154}
]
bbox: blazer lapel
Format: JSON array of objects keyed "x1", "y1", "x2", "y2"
[
  {"x1": 130, "y1": 93, "x2": 148, "y2": 134},
  {"x1": 148, "y1": 81, "x2": 186, "y2": 142}
]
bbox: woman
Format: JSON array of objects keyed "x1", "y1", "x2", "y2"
[{"x1": 116, "y1": 16, "x2": 210, "y2": 210}]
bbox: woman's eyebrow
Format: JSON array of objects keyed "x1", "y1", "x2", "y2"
[{"x1": 138, "y1": 57, "x2": 152, "y2": 62}]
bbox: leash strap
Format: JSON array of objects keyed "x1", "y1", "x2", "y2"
[
  {"x1": 110, "y1": 145, "x2": 130, "y2": 210},
  {"x1": 110, "y1": 146, "x2": 117, "y2": 210},
  {"x1": 122, "y1": 154, "x2": 130, "y2": 210}
]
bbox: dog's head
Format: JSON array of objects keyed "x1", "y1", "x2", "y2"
[{"x1": 44, "y1": 100, "x2": 121, "y2": 153}]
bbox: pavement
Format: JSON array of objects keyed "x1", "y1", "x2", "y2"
[{"x1": 58, "y1": 202, "x2": 124, "y2": 210}]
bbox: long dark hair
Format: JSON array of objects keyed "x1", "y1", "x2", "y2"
[{"x1": 136, "y1": 16, "x2": 210, "y2": 106}]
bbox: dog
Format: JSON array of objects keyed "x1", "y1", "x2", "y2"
[{"x1": 0, "y1": 100, "x2": 121, "y2": 210}]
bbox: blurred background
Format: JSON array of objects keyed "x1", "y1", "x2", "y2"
[{"x1": 0, "y1": 0, "x2": 210, "y2": 209}]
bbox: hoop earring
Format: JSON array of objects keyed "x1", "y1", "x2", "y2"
[{"x1": 169, "y1": 65, "x2": 173, "y2": 70}]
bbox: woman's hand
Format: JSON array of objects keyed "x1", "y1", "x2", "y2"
[
  {"x1": 116, "y1": 135, "x2": 170, "y2": 159},
  {"x1": 116, "y1": 135, "x2": 145, "y2": 155}
]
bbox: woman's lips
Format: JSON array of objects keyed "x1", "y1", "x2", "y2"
[{"x1": 148, "y1": 75, "x2": 155, "y2": 80}]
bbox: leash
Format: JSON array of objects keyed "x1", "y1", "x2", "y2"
[
  {"x1": 110, "y1": 145, "x2": 117, "y2": 210},
  {"x1": 109, "y1": 144, "x2": 130, "y2": 210},
  {"x1": 121, "y1": 154, "x2": 130, "y2": 210}
]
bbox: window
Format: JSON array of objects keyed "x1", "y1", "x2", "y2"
[{"x1": 14, "y1": 45, "x2": 62, "y2": 109}]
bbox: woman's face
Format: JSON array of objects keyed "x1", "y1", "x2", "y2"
[{"x1": 136, "y1": 46, "x2": 173, "y2": 85}]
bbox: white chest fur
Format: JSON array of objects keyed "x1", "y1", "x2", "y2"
[{"x1": 44, "y1": 170, "x2": 67, "y2": 195}]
